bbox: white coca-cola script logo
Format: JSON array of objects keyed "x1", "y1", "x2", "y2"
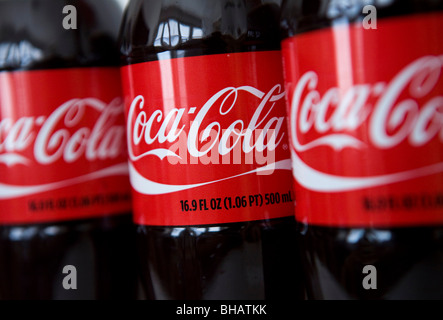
[
  {"x1": 0, "y1": 98, "x2": 126, "y2": 166},
  {"x1": 127, "y1": 85, "x2": 293, "y2": 195},
  {"x1": 0, "y1": 98, "x2": 128, "y2": 199},
  {"x1": 290, "y1": 55, "x2": 443, "y2": 192}
]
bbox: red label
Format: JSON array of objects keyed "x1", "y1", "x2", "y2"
[
  {"x1": 0, "y1": 68, "x2": 132, "y2": 224},
  {"x1": 282, "y1": 13, "x2": 443, "y2": 227},
  {"x1": 121, "y1": 51, "x2": 294, "y2": 226}
]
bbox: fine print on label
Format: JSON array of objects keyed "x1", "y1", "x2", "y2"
[{"x1": 179, "y1": 190, "x2": 293, "y2": 213}]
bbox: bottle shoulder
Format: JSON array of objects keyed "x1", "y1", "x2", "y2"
[
  {"x1": 280, "y1": 0, "x2": 443, "y2": 38},
  {"x1": 0, "y1": 0, "x2": 123, "y2": 72},
  {"x1": 120, "y1": 0, "x2": 283, "y2": 64}
]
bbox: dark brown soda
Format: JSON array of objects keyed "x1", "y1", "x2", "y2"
[
  {"x1": 0, "y1": 0, "x2": 136, "y2": 300},
  {"x1": 281, "y1": 0, "x2": 443, "y2": 300},
  {"x1": 120, "y1": 0, "x2": 305, "y2": 300}
]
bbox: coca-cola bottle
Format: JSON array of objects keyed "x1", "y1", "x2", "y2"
[
  {"x1": 0, "y1": 0, "x2": 136, "y2": 299},
  {"x1": 120, "y1": 0, "x2": 305, "y2": 300},
  {"x1": 281, "y1": 0, "x2": 443, "y2": 299}
]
